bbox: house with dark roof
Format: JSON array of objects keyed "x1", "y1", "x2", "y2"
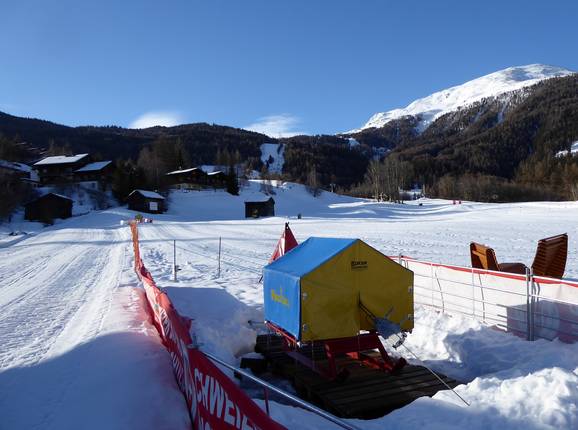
[
  {"x1": 245, "y1": 197, "x2": 275, "y2": 218},
  {"x1": 24, "y1": 193, "x2": 73, "y2": 223},
  {"x1": 127, "y1": 190, "x2": 166, "y2": 214}
]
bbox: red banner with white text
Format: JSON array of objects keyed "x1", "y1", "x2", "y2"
[{"x1": 129, "y1": 223, "x2": 286, "y2": 430}]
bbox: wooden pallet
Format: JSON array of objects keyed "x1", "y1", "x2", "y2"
[{"x1": 251, "y1": 334, "x2": 461, "y2": 419}]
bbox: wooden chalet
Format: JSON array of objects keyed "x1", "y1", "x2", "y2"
[
  {"x1": 207, "y1": 170, "x2": 227, "y2": 188},
  {"x1": 33, "y1": 154, "x2": 113, "y2": 186},
  {"x1": 245, "y1": 197, "x2": 275, "y2": 218},
  {"x1": 24, "y1": 193, "x2": 73, "y2": 223},
  {"x1": 127, "y1": 190, "x2": 166, "y2": 214},
  {"x1": 34, "y1": 154, "x2": 90, "y2": 184},
  {"x1": 165, "y1": 167, "x2": 227, "y2": 190},
  {"x1": 165, "y1": 167, "x2": 208, "y2": 189},
  {"x1": 73, "y1": 160, "x2": 114, "y2": 187}
]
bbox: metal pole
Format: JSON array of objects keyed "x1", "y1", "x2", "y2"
[
  {"x1": 202, "y1": 351, "x2": 361, "y2": 430},
  {"x1": 172, "y1": 239, "x2": 177, "y2": 281},
  {"x1": 530, "y1": 268, "x2": 535, "y2": 341},
  {"x1": 525, "y1": 267, "x2": 531, "y2": 340},
  {"x1": 263, "y1": 387, "x2": 270, "y2": 416},
  {"x1": 217, "y1": 237, "x2": 222, "y2": 278}
]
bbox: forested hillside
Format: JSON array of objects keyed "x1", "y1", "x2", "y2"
[{"x1": 1, "y1": 74, "x2": 577, "y2": 203}]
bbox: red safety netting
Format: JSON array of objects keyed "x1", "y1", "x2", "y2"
[{"x1": 129, "y1": 223, "x2": 286, "y2": 430}]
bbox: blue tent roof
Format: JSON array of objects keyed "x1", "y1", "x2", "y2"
[{"x1": 264, "y1": 237, "x2": 357, "y2": 278}]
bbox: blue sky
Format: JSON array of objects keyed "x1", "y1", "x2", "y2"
[{"x1": 1, "y1": 1, "x2": 577, "y2": 135}]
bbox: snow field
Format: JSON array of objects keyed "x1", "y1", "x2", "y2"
[{"x1": 2, "y1": 180, "x2": 578, "y2": 429}]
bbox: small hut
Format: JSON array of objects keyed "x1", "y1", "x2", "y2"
[
  {"x1": 127, "y1": 190, "x2": 165, "y2": 214},
  {"x1": 245, "y1": 197, "x2": 275, "y2": 218},
  {"x1": 206, "y1": 170, "x2": 227, "y2": 188},
  {"x1": 25, "y1": 193, "x2": 73, "y2": 223}
]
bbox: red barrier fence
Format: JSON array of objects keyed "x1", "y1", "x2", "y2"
[{"x1": 129, "y1": 223, "x2": 286, "y2": 430}]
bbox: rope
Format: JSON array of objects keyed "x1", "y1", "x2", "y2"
[
  {"x1": 360, "y1": 300, "x2": 470, "y2": 407},
  {"x1": 394, "y1": 337, "x2": 470, "y2": 407}
]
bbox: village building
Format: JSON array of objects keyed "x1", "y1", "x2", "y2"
[
  {"x1": 33, "y1": 154, "x2": 113, "y2": 187},
  {"x1": 73, "y1": 160, "x2": 114, "y2": 190},
  {"x1": 0, "y1": 159, "x2": 40, "y2": 187},
  {"x1": 127, "y1": 189, "x2": 166, "y2": 214},
  {"x1": 34, "y1": 153, "x2": 90, "y2": 184},
  {"x1": 165, "y1": 167, "x2": 208, "y2": 189},
  {"x1": 24, "y1": 193, "x2": 73, "y2": 223},
  {"x1": 206, "y1": 170, "x2": 227, "y2": 188},
  {"x1": 245, "y1": 197, "x2": 275, "y2": 218},
  {"x1": 165, "y1": 167, "x2": 228, "y2": 190}
]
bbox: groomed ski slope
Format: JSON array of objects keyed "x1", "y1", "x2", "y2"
[{"x1": 1, "y1": 180, "x2": 578, "y2": 429}]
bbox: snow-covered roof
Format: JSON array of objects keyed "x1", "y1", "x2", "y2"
[
  {"x1": 207, "y1": 170, "x2": 224, "y2": 176},
  {"x1": 129, "y1": 189, "x2": 165, "y2": 199},
  {"x1": 166, "y1": 167, "x2": 202, "y2": 175},
  {"x1": 555, "y1": 140, "x2": 578, "y2": 158},
  {"x1": 39, "y1": 192, "x2": 73, "y2": 201},
  {"x1": 74, "y1": 160, "x2": 112, "y2": 172},
  {"x1": 34, "y1": 154, "x2": 89, "y2": 166},
  {"x1": 0, "y1": 159, "x2": 32, "y2": 173}
]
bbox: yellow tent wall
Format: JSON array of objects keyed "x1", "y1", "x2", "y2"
[{"x1": 300, "y1": 240, "x2": 413, "y2": 342}]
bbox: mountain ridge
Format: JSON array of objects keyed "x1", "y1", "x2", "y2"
[{"x1": 352, "y1": 64, "x2": 575, "y2": 133}]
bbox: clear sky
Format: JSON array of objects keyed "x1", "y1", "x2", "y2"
[{"x1": 1, "y1": 1, "x2": 577, "y2": 136}]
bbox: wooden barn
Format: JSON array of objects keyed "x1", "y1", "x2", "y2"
[
  {"x1": 207, "y1": 170, "x2": 227, "y2": 188},
  {"x1": 73, "y1": 160, "x2": 114, "y2": 186},
  {"x1": 24, "y1": 193, "x2": 73, "y2": 223},
  {"x1": 33, "y1": 154, "x2": 91, "y2": 185},
  {"x1": 245, "y1": 197, "x2": 275, "y2": 218},
  {"x1": 127, "y1": 190, "x2": 165, "y2": 214},
  {"x1": 165, "y1": 167, "x2": 208, "y2": 189}
]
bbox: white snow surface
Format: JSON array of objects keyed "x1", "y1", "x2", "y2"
[
  {"x1": 2, "y1": 180, "x2": 578, "y2": 429},
  {"x1": 356, "y1": 64, "x2": 574, "y2": 132},
  {"x1": 260, "y1": 143, "x2": 285, "y2": 174}
]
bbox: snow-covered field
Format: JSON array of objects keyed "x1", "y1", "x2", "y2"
[{"x1": 1, "y1": 181, "x2": 577, "y2": 429}]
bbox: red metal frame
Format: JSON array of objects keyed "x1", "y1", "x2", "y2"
[{"x1": 265, "y1": 322, "x2": 406, "y2": 380}]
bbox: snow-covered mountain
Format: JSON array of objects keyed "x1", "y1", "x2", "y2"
[{"x1": 356, "y1": 64, "x2": 574, "y2": 133}]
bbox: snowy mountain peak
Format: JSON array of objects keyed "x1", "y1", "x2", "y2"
[{"x1": 357, "y1": 64, "x2": 575, "y2": 133}]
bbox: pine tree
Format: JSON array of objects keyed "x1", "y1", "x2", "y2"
[{"x1": 226, "y1": 165, "x2": 239, "y2": 195}]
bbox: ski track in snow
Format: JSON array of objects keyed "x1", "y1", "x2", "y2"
[{"x1": 0, "y1": 226, "x2": 125, "y2": 368}]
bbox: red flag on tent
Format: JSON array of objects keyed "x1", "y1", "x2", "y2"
[{"x1": 270, "y1": 223, "x2": 298, "y2": 262}]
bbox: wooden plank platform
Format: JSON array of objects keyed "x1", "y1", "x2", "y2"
[{"x1": 253, "y1": 334, "x2": 461, "y2": 419}]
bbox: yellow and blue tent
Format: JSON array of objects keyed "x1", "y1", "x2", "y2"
[{"x1": 263, "y1": 237, "x2": 414, "y2": 342}]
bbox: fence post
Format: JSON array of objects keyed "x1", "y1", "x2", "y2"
[
  {"x1": 530, "y1": 268, "x2": 535, "y2": 341},
  {"x1": 471, "y1": 267, "x2": 475, "y2": 317},
  {"x1": 217, "y1": 237, "x2": 222, "y2": 278},
  {"x1": 525, "y1": 267, "x2": 531, "y2": 341},
  {"x1": 172, "y1": 239, "x2": 178, "y2": 281}
]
